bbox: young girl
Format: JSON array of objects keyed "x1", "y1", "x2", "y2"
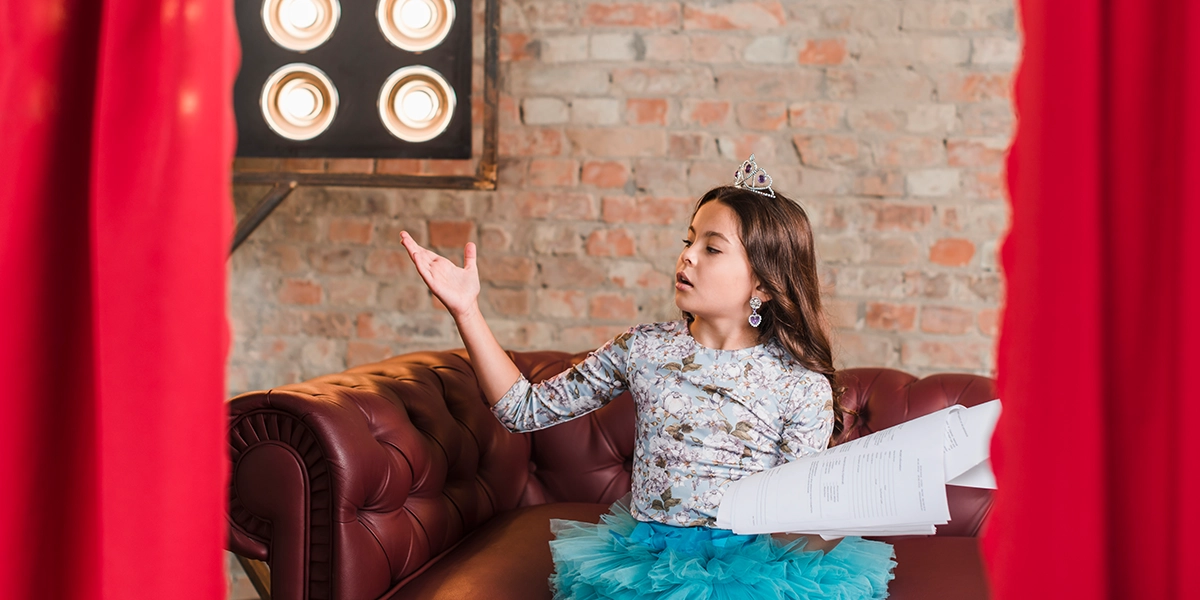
[{"x1": 399, "y1": 156, "x2": 896, "y2": 599}]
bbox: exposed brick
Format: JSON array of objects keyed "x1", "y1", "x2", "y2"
[
  {"x1": 977, "y1": 308, "x2": 1000, "y2": 336},
  {"x1": 571, "y1": 98, "x2": 622, "y2": 125},
  {"x1": 537, "y1": 289, "x2": 589, "y2": 318},
  {"x1": 866, "y1": 302, "x2": 917, "y2": 331},
  {"x1": 499, "y1": 128, "x2": 565, "y2": 156},
  {"x1": 793, "y1": 135, "x2": 860, "y2": 167},
  {"x1": 279, "y1": 279, "x2": 322, "y2": 305},
  {"x1": 736, "y1": 102, "x2": 788, "y2": 132},
  {"x1": 834, "y1": 332, "x2": 896, "y2": 367},
  {"x1": 921, "y1": 305, "x2": 975, "y2": 334},
  {"x1": 582, "y1": 2, "x2": 682, "y2": 27},
  {"x1": 626, "y1": 98, "x2": 669, "y2": 126},
  {"x1": 608, "y1": 261, "x2": 669, "y2": 289},
  {"x1": 560, "y1": 325, "x2": 635, "y2": 352},
  {"x1": 715, "y1": 68, "x2": 822, "y2": 99},
  {"x1": 365, "y1": 249, "x2": 410, "y2": 276},
  {"x1": 847, "y1": 107, "x2": 903, "y2": 133},
  {"x1": 869, "y1": 203, "x2": 933, "y2": 232},
  {"x1": 581, "y1": 161, "x2": 632, "y2": 188},
  {"x1": 508, "y1": 64, "x2": 611, "y2": 96},
  {"x1": 522, "y1": 97, "x2": 569, "y2": 125},
  {"x1": 681, "y1": 100, "x2": 731, "y2": 127},
  {"x1": 590, "y1": 293, "x2": 638, "y2": 320},
  {"x1": 540, "y1": 34, "x2": 589, "y2": 62},
  {"x1": 499, "y1": 33, "x2": 538, "y2": 61},
  {"x1": 511, "y1": 191, "x2": 596, "y2": 219},
  {"x1": 480, "y1": 256, "x2": 536, "y2": 285},
  {"x1": 328, "y1": 218, "x2": 373, "y2": 244},
  {"x1": 929, "y1": 238, "x2": 976, "y2": 266},
  {"x1": 683, "y1": 2, "x2": 786, "y2": 30},
  {"x1": 567, "y1": 128, "x2": 667, "y2": 157},
  {"x1": 479, "y1": 225, "x2": 512, "y2": 251},
  {"x1": 826, "y1": 298, "x2": 861, "y2": 329},
  {"x1": 907, "y1": 169, "x2": 961, "y2": 197},
  {"x1": 586, "y1": 228, "x2": 637, "y2": 257},
  {"x1": 796, "y1": 38, "x2": 847, "y2": 65},
  {"x1": 947, "y1": 138, "x2": 1009, "y2": 167},
  {"x1": 347, "y1": 341, "x2": 393, "y2": 367},
  {"x1": 901, "y1": 340, "x2": 990, "y2": 370},
  {"x1": 528, "y1": 158, "x2": 580, "y2": 187},
  {"x1": 874, "y1": 137, "x2": 946, "y2": 167},
  {"x1": 486, "y1": 288, "x2": 532, "y2": 317},
  {"x1": 601, "y1": 196, "x2": 693, "y2": 225},
  {"x1": 690, "y1": 34, "x2": 748, "y2": 63},
  {"x1": 263, "y1": 243, "x2": 306, "y2": 272},
  {"x1": 668, "y1": 133, "x2": 708, "y2": 159},
  {"x1": 643, "y1": 34, "x2": 690, "y2": 60},
  {"x1": 327, "y1": 279, "x2": 378, "y2": 306},
  {"x1": 427, "y1": 221, "x2": 474, "y2": 248},
  {"x1": 612, "y1": 67, "x2": 715, "y2": 95},
  {"x1": 789, "y1": 102, "x2": 844, "y2": 130},
  {"x1": 743, "y1": 36, "x2": 789, "y2": 64},
  {"x1": 961, "y1": 170, "x2": 1005, "y2": 199},
  {"x1": 539, "y1": 257, "x2": 611, "y2": 287},
  {"x1": 868, "y1": 237, "x2": 920, "y2": 265},
  {"x1": 308, "y1": 247, "x2": 359, "y2": 274},
  {"x1": 938, "y1": 72, "x2": 1012, "y2": 103},
  {"x1": 532, "y1": 223, "x2": 583, "y2": 255},
  {"x1": 591, "y1": 33, "x2": 640, "y2": 61},
  {"x1": 855, "y1": 170, "x2": 906, "y2": 197}
]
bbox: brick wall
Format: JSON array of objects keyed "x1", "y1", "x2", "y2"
[
  {"x1": 227, "y1": 1, "x2": 1016, "y2": 593},
  {"x1": 229, "y1": 0, "x2": 1017, "y2": 401}
]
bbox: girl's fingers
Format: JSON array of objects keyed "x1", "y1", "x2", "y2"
[{"x1": 463, "y1": 242, "x2": 477, "y2": 272}]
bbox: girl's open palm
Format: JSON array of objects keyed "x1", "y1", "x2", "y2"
[{"x1": 399, "y1": 231, "x2": 480, "y2": 318}]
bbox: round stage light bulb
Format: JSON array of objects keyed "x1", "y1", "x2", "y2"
[
  {"x1": 283, "y1": 85, "x2": 319, "y2": 120},
  {"x1": 396, "y1": 0, "x2": 433, "y2": 30},
  {"x1": 285, "y1": 0, "x2": 320, "y2": 28},
  {"x1": 398, "y1": 88, "x2": 437, "y2": 123}
]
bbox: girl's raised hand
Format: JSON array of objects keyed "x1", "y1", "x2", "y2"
[{"x1": 399, "y1": 231, "x2": 480, "y2": 319}]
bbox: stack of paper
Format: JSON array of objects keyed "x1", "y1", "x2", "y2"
[{"x1": 715, "y1": 400, "x2": 1001, "y2": 539}]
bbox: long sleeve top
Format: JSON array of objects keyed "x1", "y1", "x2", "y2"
[{"x1": 491, "y1": 320, "x2": 834, "y2": 528}]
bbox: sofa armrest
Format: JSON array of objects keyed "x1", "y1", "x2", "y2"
[{"x1": 227, "y1": 351, "x2": 533, "y2": 600}]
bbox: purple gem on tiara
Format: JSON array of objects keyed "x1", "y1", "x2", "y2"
[
  {"x1": 758, "y1": 174, "x2": 766, "y2": 183},
  {"x1": 744, "y1": 164, "x2": 752, "y2": 173}
]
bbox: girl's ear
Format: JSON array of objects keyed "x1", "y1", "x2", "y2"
[{"x1": 753, "y1": 280, "x2": 773, "y2": 304}]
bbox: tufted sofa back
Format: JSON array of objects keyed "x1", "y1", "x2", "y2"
[{"x1": 227, "y1": 350, "x2": 994, "y2": 600}]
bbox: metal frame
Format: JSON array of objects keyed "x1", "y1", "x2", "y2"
[
  {"x1": 233, "y1": 0, "x2": 498, "y2": 190},
  {"x1": 229, "y1": 0, "x2": 499, "y2": 256}
]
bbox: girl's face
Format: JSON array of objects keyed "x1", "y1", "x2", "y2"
[{"x1": 674, "y1": 201, "x2": 763, "y2": 321}]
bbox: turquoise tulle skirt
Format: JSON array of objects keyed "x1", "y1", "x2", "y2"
[{"x1": 549, "y1": 499, "x2": 896, "y2": 600}]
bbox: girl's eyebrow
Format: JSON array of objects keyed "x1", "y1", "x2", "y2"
[{"x1": 686, "y1": 226, "x2": 731, "y2": 243}]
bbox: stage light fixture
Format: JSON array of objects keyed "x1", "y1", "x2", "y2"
[
  {"x1": 377, "y1": 0, "x2": 455, "y2": 52},
  {"x1": 260, "y1": 63, "x2": 339, "y2": 140},
  {"x1": 378, "y1": 66, "x2": 454, "y2": 142},
  {"x1": 262, "y1": 0, "x2": 341, "y2": 51}
]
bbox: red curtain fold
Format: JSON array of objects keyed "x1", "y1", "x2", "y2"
[
  {"x1": 0, "y1": 1, "x2": 238, "y2": 598},
  {"x1": 988, "y1": 1, "x2": 1200, "y2": 598}
]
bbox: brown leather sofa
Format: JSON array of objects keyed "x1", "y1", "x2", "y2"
[{"x1": 228, "y1": 348, "x2": 996, "y2": 600}]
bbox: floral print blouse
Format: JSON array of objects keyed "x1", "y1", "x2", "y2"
[{"x1": 491, "y1": 320, "x2": 834, "y2": 528}]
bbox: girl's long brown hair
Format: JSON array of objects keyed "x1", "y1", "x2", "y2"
[{"x1": 687, "y1": 186, "x2": 852, "y2": 444}]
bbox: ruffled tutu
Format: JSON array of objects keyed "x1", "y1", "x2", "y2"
[{"x1": 549, "y1": 499, "x2": 896, "y2": 600}]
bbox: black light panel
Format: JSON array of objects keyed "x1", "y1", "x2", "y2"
[{"x1": 234, "y1": 0, "x2": 472, "y2": 158}]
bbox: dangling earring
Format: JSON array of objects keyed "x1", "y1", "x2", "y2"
[{"x1": 748, "y1": 297, "x2": 762, "y2": 328}]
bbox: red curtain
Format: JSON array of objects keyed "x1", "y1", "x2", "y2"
[
  {"x1": 0, "y1": 1, "x2": 238, "y2": 598},
  {"x1": 988, "y1": 1, "x2": 1200, "y2": 598}
]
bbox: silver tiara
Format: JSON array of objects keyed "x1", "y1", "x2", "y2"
[{"x1": 732, "y1": 154, "x2": 775, "y2": 198}]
